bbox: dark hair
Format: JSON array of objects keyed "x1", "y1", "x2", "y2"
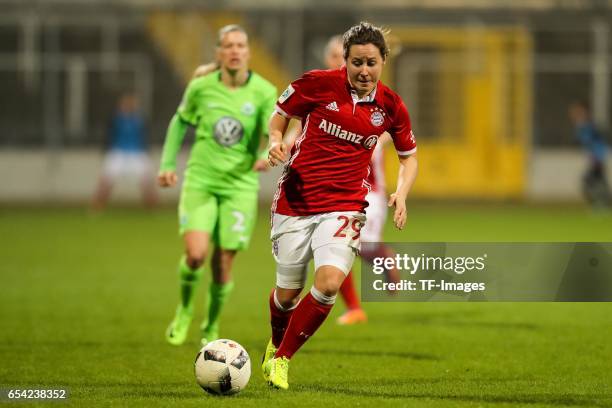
[
  {"x1": 216, "y1": 24, "x2": 248, "y2": 46},
  {"x1": 342, "y1": 22, "x2": 389, "y2": 60}
]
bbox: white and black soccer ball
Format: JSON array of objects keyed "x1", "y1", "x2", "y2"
[{"x1": 194, "y1": 339, "x2": 251, "y2": 395}]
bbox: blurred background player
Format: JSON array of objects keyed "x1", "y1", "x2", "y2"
[
  {"x1": 158, "y1": 24, "x2": 276, "y2": 346},
  {"x1": 568, "y1": 101, "x2": 611, "y2": 208},
  {"x1": 263, "y1": 22, "x2": 418, "y2": 389},
  {"x1": 92, "y1": 92, "x2": 157, "y2": 210}
]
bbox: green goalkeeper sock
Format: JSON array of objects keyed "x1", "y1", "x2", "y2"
[
  {"x1": 201, "y1": 281, "x2": 235, "y2": 335},
  {"x1": 178, "y1": 255, "x2": 203, "y2": 312}
]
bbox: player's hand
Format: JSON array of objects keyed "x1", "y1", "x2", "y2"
[
  {"x1": 253, "y1": 159, "x2": 270, "y2": 172},
  {"x1": 268, "y1": 142, "x2": 288, "y2": 167},
  {"x1": 388, "y1": 193, "x2": 407, "y2": 230},
  {"x1": 158, "y1": 171, "x2": 178, "y2": 188}
]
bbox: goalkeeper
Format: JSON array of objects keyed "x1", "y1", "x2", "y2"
[{"x1": 158, "y1": 24, "x2": 276, "y2": 345}]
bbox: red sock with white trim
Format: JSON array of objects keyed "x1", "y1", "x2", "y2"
[
  {"x1": 269, "y1": 289, "x2": 298, "y2": 348},
  {"x1": 275, "y1": 288, "x2": 334, "y2": 360}
]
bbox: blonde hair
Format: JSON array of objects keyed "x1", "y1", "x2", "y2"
[{"x1": 216, "y1": 24, "x2": 248, "y2": 46}]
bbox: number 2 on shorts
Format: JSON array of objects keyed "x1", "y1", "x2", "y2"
[
  {"x1": 333, "y1": 215, "x2": 362, "y2": 240},
  {"x1": 231, "y1": 210, "x2": 246, "y2": 232}
]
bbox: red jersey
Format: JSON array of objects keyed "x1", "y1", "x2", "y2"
[{"x1": 272, "y1": 68, "x2": 416, "y2": 216}]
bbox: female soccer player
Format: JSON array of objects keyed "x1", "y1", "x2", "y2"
[
  {"x1": 158, "y1": 24, "x2": 276, "y2": 346},
  {"x1": 262, "y1": 22, "x2": 418, "y2": 389}
]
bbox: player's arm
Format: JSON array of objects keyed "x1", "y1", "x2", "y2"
[
  {"x1": 158, "y1": 80, "x2": 200, "y2": 187},
  {"x1": 378, "y1": 131, "x2": 392, "y2": 146},
  {"x1": 158, "y1": 115, "x2": 189, "y2": 187},
  {"x1": 387, "y1": 99, "x2": 418, "y2": 230},
  {"x1": 267, "y1": 112, "x2": 290, "y2": 167},
  {"x1": 268, "y1": 71, "x2": 320, "y2": 166},
  {"x1": 388, "y1": 152, "x2": 418, "y2": 230},
  {"x1": 282, "y1": 120, "x2": 302, "y2": 150},
  {"x1": 254, "y1": 86, "x2": 279, "y2": 172}
]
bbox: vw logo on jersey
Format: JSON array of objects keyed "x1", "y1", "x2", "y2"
[
  {"x1": 213, "y1": 116, "x2": 244, "y2": 147},
  {"x1": 241, "y1": 102, "x2": 255, "y2": 116},
  {"x1": 370, "y1": 111, "x2": 384, "y2": 127},
  {"x1": 363, "y1": 135, "x2": 378, "y2": 150}
]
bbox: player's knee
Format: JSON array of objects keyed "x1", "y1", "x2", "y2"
[
  {"x1": 275, "y1": 290, "x2": 301, "y2": 310},
  {"x1": 186, "y1": 251, "x2": 206, "y2": 269},
  {"x1": 313, "y1": 277, "x2": 342, "y2": 297},
  {"x1": 310, "y1": 285, "x2": 337, "y2": 305}
]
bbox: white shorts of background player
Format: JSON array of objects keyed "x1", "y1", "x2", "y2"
[
  {"x1": 102, "y1": 150, "x2": 152, "y2": 181},
  {"x1": 361, "y1": 190, "x2": 387, "y2": 243}
]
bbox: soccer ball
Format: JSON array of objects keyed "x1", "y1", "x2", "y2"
[{"x1": 194, "y1": 339, "x2": 251, "y2": 395}]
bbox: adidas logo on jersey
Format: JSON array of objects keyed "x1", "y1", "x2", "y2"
[
  {"x1": 325, "y1": 101, "x2": 339, "y2": 112},
  {"x1": 318, "y1": 118, "x2": 378, "y2": 150}
]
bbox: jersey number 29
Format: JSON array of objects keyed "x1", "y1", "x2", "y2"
[{"x1": 334, "y1": 215, "x2": 362, "y2": 240}]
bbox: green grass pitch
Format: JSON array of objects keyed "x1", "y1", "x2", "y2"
[{"x1": 1, "y1": 203, "x2": 611, "y2": 407}]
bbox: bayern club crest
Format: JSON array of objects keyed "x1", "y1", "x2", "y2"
[
  {"x1": 363, "y1": 135, "x2": 378, "y2": 150},
  {"x1": 370, "y1": 110, "x2": 384, "y2": 127}
]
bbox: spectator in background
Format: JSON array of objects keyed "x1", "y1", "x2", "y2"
[
  {"x1": 92, "y1": 92, "x2": 158, "y2": 210},
  {"x1": 568, "y1": 101, "x2": 610, "y2": 208}
]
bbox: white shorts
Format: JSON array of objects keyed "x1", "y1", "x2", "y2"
[
  {"x1": 102, "y1": 150, "x2": 152, "y2": 181},
  {"x1": 271, "y1": 211, "x2": 366, "y2": 289},
  {"x1": 361, "y1": 190, "x2": 387, "y2": 242}
]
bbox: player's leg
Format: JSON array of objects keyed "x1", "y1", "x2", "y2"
[
  {"x1": 360, "y1": 192, "x2": 400, "y2": 287},
  {"x1": 91, "y1": 151, "x2": 120, "y2": 210},
  {"x1": 200, "y1": 247, "x2": 235, "y2": 344},
  {"x1": 361, "y1": 244, "x2": 399, "y2": 283},
  {"x1": 337, "y1": 271, "x2": 367, "y2": 324},
  {"x1": 135, "y1": 152, "x2": 158, "y2": 208},
  {"x1": 337, "y1": 192, "x2": 389, "y2": 324},
  {"x1": 200, "y1": 190, "x2": 257, "y2": 344},
  {"x1": 275, "y1": 247, "x2": 353, "y2": 360},
  {"x1": 263, "y1": 214, "x2": 313, "y2": 387},
  {"x1": 92, "y1": 176, "x2": 113, "y2": 211},
  {"x1": 267, "y1": 213, "x2": 360, "y2": 389},
  {"x1": 264, "y1": 286, "x2": 301, "y2": 366},
  {"x1": 267, "y1": 237, "x2": 310, "y2": 348},
  {"x1": 268, "y1": 251, "x2": 352, "y2": 390},
  {"x1": 166, "y1": 189, "x2": 217, "y2": 345}
]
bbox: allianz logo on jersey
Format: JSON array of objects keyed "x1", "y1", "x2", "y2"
[{"x1": 318, "y1": 119, "x2": 378, "y2": 150}]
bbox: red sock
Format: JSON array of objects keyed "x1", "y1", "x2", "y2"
[
  {"x1": 275, "y1": 292, "x2": 332, "y2": 359},
  {"x1": 339, "y1": 271, "x2": 361, "y2": 310},
  {"x1": 269, "y1": 290, "x2": 295, "y2": 348}
]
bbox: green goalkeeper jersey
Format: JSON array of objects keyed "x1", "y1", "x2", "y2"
[{"x1": 160, "y1": 70, "x2": 277, "y2": 193}]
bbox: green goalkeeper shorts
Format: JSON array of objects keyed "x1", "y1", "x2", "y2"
[{"x1": 178, "y1": 188, "x2": 258, "y2": 250}]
